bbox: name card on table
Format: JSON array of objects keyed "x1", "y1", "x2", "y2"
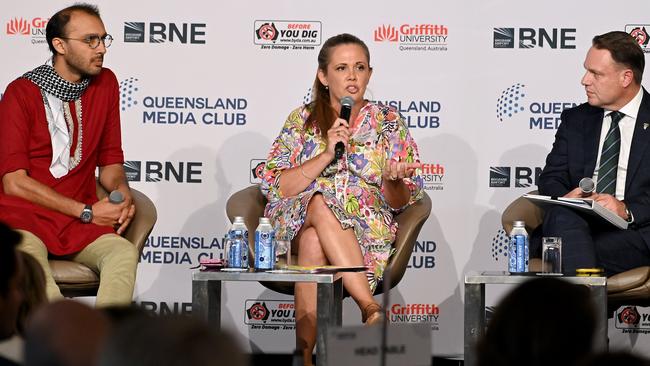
[{"x1": 326, "y1": 323, "x2": 431, "y2": 366}]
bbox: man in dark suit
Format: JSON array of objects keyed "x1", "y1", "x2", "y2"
[{"x1": 537, "y1": 31, "x2": 650, "y2": 276}]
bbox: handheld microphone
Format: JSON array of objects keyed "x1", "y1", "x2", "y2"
[
  {"x1": 335, "y1": 96, "x2": 354, "y2": 160},
  {"x1": 579, "y1": 177, "x2": 595, "y2": 196},
  {"x1": 108, "y1": 190, "x2": 124, "y2": 204}
]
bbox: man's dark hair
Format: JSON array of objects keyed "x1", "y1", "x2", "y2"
[
  {"x1": 46, "y1": 3, "x2": 101, "y2": 55},
  {"x1": 593, "y1": 31, "x2": 645, "y2": 85},
  {"x1": 0, "y1": 221, "x2": 22, "y2": 297}
]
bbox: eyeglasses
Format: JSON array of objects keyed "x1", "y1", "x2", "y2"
[{"x1": 60, "y1": 34, "x2": 113, "y2": 49}]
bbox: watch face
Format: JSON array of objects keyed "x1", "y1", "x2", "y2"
[{"x1": 81, "y1": 206, "x2": 93, "y2": 223}]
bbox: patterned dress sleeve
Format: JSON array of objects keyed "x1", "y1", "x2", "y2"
[
  {"x1": 260, "y1": 107, "x2": 308, "y2": 200},
  {"x1": 381, "y1": 109, "x2": 424, "y2": 211}
]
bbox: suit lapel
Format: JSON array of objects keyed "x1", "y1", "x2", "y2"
[
  {"x1": 625, "y1": 89, "x2": 650, "y2": 192},
  {"x1": 583, "y1": 107, "x2": 604, "y2": 178}
]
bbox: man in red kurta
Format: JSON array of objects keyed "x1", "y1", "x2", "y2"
[{"x1": 0, "y1": 4, "x2": 138, "y2": 307}]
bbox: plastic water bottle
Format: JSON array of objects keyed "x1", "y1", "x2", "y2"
[
  {"x1": 227, "y1": 216, "x2": 249, "y2": 269},
  {"x1": 508, "y1": 220, "x2": 529, "y2": 273},
  {"x1": 254, "y1": 217, "x2": 275, "y2": 271}
]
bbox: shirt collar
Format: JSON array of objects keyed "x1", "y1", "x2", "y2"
[{"x1": 605, "y1": 87, "x2": 643, "y2": 120}]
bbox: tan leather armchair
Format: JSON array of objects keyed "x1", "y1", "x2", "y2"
[
  {"x1": 502, "y1": 190, "x2": 650, "y2": 312},
  {"x1": 51, "y1": 183, "x2": 157, "y2": 297},
  {"x1": 225, "y1": 185, "x2": 431, "y2": 295}
]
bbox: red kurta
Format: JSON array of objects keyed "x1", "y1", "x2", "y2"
[{"x1": 0, "y1": 68, "x2": 125, "y2": 255}]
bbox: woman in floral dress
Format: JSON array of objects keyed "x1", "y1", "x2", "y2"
[{"x1": 260, "y1": 33, "x2": 423, "y2": 364}]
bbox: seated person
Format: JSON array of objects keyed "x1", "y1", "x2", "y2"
[
  {"x1": 0, "y1": 4, "x2": 137, "y2": 306},
  {"x1": 0, "y1": 222, "x2": 25, "y2": 366},
  {"x1": 260, "y1": 33, "x2": 423, "y2": 364},
  {"x1": 535, "y1": 31, "x2": 650, "y2": 276},
  {"x1": 477, "y1": 277, "x2": 596, "y2": 366}
]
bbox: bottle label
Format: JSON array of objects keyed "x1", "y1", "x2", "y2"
[
  {"x1": 255, "y1": 229, "x2": 275, "y2": 270},
  {"x1": 509, "y1": 234, "x2": 528, "y2": 273}
]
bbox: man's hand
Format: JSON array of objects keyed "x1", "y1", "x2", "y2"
[
  {"x1": 563, "y1": 187, "x2": 590, "y2": 199},
  {"x1": 91, "y1": 195, "x2": 135, "y2": 235},
  {"x1": 116, "y1": 189, "x2": 136, "y2": 235},
  {"x1": 592, "y1": 193, "x2": 628, "y2": 219}
]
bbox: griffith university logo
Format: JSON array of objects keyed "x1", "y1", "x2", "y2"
[
  {"x1": 374, "y1": 25, "x2": 398, "y2": 42},
  {"x1": 373, "y1": 23, "x2": 448, "y2": 52},
  {"x1": 626, "y1": 25, "x2": 650, "y2": 53},
  {"x1": 6, "y1": 17, "x2": 30, "y2": 35},
  {"x1": 5, "y1": 16, "x2": 48, "y2": 44},
  {"x1": 119, "y1": 77, "x2": 140, "y2": 111},
  {"x1": 496, "y1": 83, "x2": 526, "y2": 122}
]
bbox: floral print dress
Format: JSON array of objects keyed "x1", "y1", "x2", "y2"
[{"x1": 260, "y1": 101, "x2": 424, "y2": 291}]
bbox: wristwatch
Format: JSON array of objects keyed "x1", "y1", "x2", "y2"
[
  {"x1": 80, "y1": 204, "x2": 93, "y2": 224},
  {"x1": 625, "y1": 206, "x2": 634, "y2": 223}
]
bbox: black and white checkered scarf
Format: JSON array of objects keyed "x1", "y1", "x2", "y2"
[{"x1": 22, "y1": 64, "x2": 89, "y2": 101}]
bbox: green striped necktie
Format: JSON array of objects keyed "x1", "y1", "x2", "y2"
[{"x1": 596, "y1": 111, "x2": 624, "y2": 195}]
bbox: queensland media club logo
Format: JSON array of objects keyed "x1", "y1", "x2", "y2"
[
  {"x1": 124, "y1": 160, "x2": 203, "y2": 183},
  {"x1": 490, "y1": 229, "x2": 509, "y2": 263},
  {"x1": 489, "y1": 166, "x2": 541, "y2": 188},
  {"x1": 254, "y1": 20, "x2": 321, "y2": 50},
  {"x1": 496, "y1": 83, "x2": 526, "y2": 122},
  {"x1": 5, "y1": 17, "x2": 48, "y2": 44},
  {"x1": 626, "y1": 25, "x2": 650, "y2": 53},
  {"x1": 119, "y1": 77, "x2": 139, "y2": 112},
  {"x1": 388, "y1": 303, "x2": 440, "y2": 331},
  {"x1": 119, "y1": 77, "x2": 248, "y2": 126},
  {"x1": 245, "y1": 300, "x2": 295, "y2": 330},
  {"x1": 407, "y1": 240, "x2": 437, "y2": 270},
  {"x1": 421, "y1": 163, "x2": 444, "y2": 191},
  {"x1": 123, "y1": 21, "x2": 206, "y2": 44},
  {"x1": 497, "y1": 83, "x2": 578, "y2": 130},
  {"x1": 374, "y1": 23, "x2": 448, "y2": 51},
  {"x1": 493, "y1": 27, "x2": 576, "y2": 49},
  {"x1": 250, "y1": 159, "x2": 266, "y2": 184}
]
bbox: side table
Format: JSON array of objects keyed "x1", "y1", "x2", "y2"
[
  {"x1": 192, "y1": 270, "x2": 343, "y2": 366},
  {"x1": 464, "y1": 271, "x2": 607, "y2": 366}
]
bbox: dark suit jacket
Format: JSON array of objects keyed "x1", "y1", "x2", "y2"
[{"x1": 538, "y1": 88, "x2": 650, "y2": 233}]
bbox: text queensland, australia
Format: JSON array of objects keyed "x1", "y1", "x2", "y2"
[{"x1": 141, "y1": 96, "x2": 248, "y2": 126}]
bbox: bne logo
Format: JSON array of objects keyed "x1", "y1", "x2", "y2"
[
  {"x1": 489, "y1": 166, "x2": 542, "y2": 188},
  {"x1": 124, "y1": 22, "x2": 206, "y2": 44},
  {"x1": 493, "y1": 27, "x2": 576, "y2": 49},
  {"x1": 124, "y1": 160, "x2": 202, "y2": 183}
]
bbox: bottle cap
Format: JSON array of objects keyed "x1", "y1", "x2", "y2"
[
  {"x1": 234, "y1": 216, "x2": 245, "y2": 223},
  {"x1": 513, "y1": 220, "x2": 526, "y2": 227},
  {"x1": 259, "y1": 217, "x2": 271, "y2": 225}
]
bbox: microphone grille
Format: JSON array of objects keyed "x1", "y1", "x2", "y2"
[
  {"x1": 109, "y1": 190, "x2": 124, "y2": 204},
  {"x1": 340, "y1": 96, "x2": 354, "y2": 107},
  {"x1": 579, "y1": 177, "x2": 595, "y2": 193}
]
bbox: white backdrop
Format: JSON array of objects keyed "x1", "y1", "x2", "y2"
[{"x1": 2, "y1": 0, "x2": 650, "y2": 358}]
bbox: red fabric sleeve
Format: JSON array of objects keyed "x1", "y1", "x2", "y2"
[
  {"x1": 0, "y1": 80, "x2": 33, "y2": 177},
  {"x1": 96, "y1": 69, "x2": 124, "y2": 167}
]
